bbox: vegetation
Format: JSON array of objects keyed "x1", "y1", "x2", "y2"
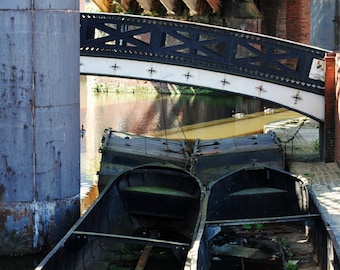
[
  {"x1": 312, "y1": 138, "x2": 319, "y2": 151},
  {"x1": 281, "y1": 238, "x2": 294, "y2": 259},
  {"x1": 285, "y1": 261, "x2": 298, "y2": 270},
  {"x1": 94, "y1": 83, "x2": 108, "y2": 93},
  {"x1": 242, "y1": 223, "x2": 264, "y2": 231}
]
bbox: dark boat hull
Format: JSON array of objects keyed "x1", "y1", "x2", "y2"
[
  {"x1": 98, "y1": 129, "x2": 285, "y2": 189},
  {"x1": 185, "y1": 166, "x2": 322, "y2": 270},
  {"x1": 193, "y1": 131, "x2": 285, "y2": 185},
  {"x1": 36, "y1": 163, "x2": 203, "y2": 270},
  {"x1": 98, "y1": 129, "x2": 190, "y2": 191}
]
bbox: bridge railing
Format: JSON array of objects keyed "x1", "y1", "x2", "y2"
[{"x1": 80, "y1": 12, "x2": 330, "y2": 95}]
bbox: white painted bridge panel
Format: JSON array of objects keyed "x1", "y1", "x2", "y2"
[{"x1": 80, "y1": 56, "x2": 325, "y2": 121}]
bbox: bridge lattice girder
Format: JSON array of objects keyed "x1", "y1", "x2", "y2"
[{"x1": 80, "y1": 13, "x2": 330, "y2": 121}]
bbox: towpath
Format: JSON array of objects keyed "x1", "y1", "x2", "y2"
[{"x1": 267, "y1": 117, "x2": 340, "y2": 260}]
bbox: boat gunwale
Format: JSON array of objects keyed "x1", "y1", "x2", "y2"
[
  {"x1": 36, "y1": 163, "x2": 205, "y2": 270},
  {"x1": 72, "y1": 230, "x2": 191, "y2": 249}
]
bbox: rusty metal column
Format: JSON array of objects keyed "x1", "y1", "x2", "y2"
[
  {"x1": 0, "y1": 1, "x2": 80, "y2": 254},
  {"x1": 324, "y1": 53, "x2": 336, "y2": 162},
  {"x1": 336, "y1": 53, "x2": 340, "y2": 163}
]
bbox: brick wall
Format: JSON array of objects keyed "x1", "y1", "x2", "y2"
[
  {"x1": 259, "y1": 0, "x2": 286, "y2": 38},
  {"x1": 286, "y1": 0, "x2": 310, "y2": 44},
  {"x1": 335, "y1": 54, "x2": 340, "y2": 163},
  {"x1": 259, "y1": 0, "x2": 310, "y2": 44},
  {"x1": 324, "y1": 53, "x2": 336, "y2": 162}
]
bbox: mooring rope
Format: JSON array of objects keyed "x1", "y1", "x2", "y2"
[
  {"x1": 160, "y1": 90, "x2": 170, "y2": 151},
  {"x1": 168, "y1": 94, "x2": 189, "y2": 143},
  {"x1": 279, "y1": 118, "x2": 308, "y2": 144}
]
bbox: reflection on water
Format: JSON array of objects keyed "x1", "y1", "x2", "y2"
[{"x1": 80, "y1": 76, "x2": 279, "y2": 200}]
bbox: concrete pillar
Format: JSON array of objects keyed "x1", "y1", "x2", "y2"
[
  {"x1": 324, "y1": 53, "x2": 336, "y2": 162},
  {"x1": 0, "y1": 1, "x2": 80, "y2": 255}
]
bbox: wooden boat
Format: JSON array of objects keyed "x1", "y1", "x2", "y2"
[
  {"x1": 35, "y1": 163, "x2": 204, "y2": 270},
  {"x1": 192, "y1": 131, "x2": 285, "y2": 185},
  {"x1": 98, "y1": 129, "x2": 285, "y2": 190},
  {"x1": 98, "y1": 129, "x2": 190, "y2": 191},
  {"x1": 185, "y1": 166, "x2": 322, "y2": 270}
]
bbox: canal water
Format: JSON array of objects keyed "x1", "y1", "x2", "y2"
[
  {"x1": 80, "y1": 76, "x2": 283, "y2": 206},
  {"x1": 0, "y1": 76, "x2": 296, "y2": 269}
]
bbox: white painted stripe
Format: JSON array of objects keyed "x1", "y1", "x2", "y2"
[{"x1": 80, "y1": 56, "x2": 325, "y2": 121}]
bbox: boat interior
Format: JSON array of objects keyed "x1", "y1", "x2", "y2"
[
  {"x1": 37, "y1": 164, "x2": 203, "y2": 270},
  {"x1": 185, "y1": 166, "x2": 322, "y2": 270}
]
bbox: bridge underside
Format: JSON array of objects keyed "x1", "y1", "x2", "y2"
[{"x1": 80, "y1": 56, "x2": 324, "y2": 122}]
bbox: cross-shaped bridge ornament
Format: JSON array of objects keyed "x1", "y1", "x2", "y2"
[
  {"x1": 255, "y1": 84, "x2": 267, "y2": 95},
  {"x1": 291, "y1": 91, "x2": 302, "y2": 104},
  {"x1": 184, "y1": 72, "x2": 192, "y2": 80},
  {"x1": 148, "y1": 67, "x2": 156, "y2": 76},
  {"x1": 221, "y1": 78, "x2": 230, "y2": 87},
  {"x1": 111, "y1": 63, "x2": 119, "y2": 71}
]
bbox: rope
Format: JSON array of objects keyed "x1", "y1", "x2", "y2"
[
  {"x1": 279, "y1": 118, "x2": 308, "y2": 144},
  {"x1": 160, "y1": 90, "x2": 170, "y2": 152},
  {"x1": 168, "y1": 93, "x2": 196, "y2": 174},
  {"x1": 168, "y1": 94, "x2": 189, "y2": 143}
]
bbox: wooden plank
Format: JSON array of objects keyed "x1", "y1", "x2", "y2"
[
  {"x1": 123, "y1": 186, "x2": 195, "y2": 198},
  {"x1": 205, "y1": 214, "x2": 321, "y2": 227},
  {"x1": 135, "y1": 231, "x2": 157, "y2": 270},
  {"x1": 72, "y1": 231, "x2": 190, "y2": 249},
  {"x1": 135, "y1": 245, "x2": 153, "y2": 270},
  {"x1": 229, "y1": 187, "x2": 287, "y2": 196}
]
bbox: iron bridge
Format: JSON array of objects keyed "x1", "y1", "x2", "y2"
[{"x1": 80, "y1": 12, "x2": 331, "y2": 121}]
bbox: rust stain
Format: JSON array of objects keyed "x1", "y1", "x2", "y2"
[
  {"x1": 0, "y1": 184, "x2": 5, "y2": 202},
  {"x1": 1, "y1": 155, "x2": 15, "y2": 178},
  {"x1": 0, "y1": 208, "x2": 10, "y2": 230}
]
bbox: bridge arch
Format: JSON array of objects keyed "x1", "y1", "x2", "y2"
[
  {"x1": 80, "y1": 56, "x2": 324, "y2": 121},
  {"x1": 80, "y1": 12, "x2": 330, "y2": 122}
]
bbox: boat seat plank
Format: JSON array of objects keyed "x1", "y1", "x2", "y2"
[
  {"x1": 72, "y1": 231, "x2": 190, "y2": 249},
  {"x1": 229, "y1": 187, "x2": 287, "y2": 196},
  {"x1": 127, "y1": 210, "x2": 186, "y2": 219},
  {"x1": 205, "y1": 214, "x2": 321, "y2": 227},
  {"x1": 121, "y1": 186, "x2": 198, "y2": 219},
  {"x1": 122, "y1": 186, "x2": 195, "y2": 198}
]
